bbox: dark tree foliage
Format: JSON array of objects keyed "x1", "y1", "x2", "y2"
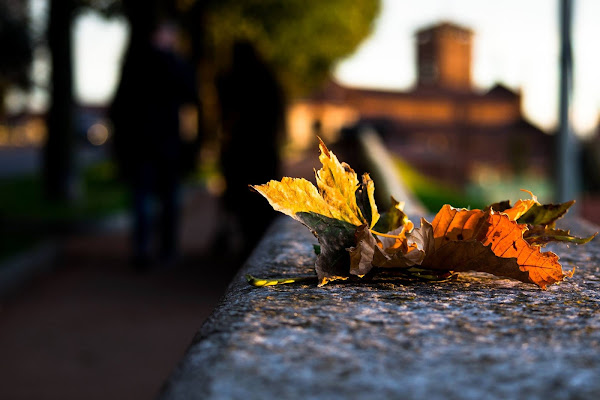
[
  {"x1": 43, "y1": 0, "x2": 77, "y2": 201},
  {"x1": 81, "y1": 0, "x2": 380, "y2": 97},
  {"x1": 40, "y1": 0, "x2": 380, "y2": 201},
  {"x1": 202, "y1": 0, "x2": 381, "y2": 96},
  {"x1": 0, "y1": 0, "x2": 34, "y2": 117}
]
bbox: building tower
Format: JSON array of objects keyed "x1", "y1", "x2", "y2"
[{"x1": 416, "y1": 22, "x2": 473, "y2": 91}]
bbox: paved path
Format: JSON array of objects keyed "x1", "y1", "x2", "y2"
[
  {"x1": 0, "y1": 145, "x2": 106, "y2": 178},
  {"x1": 0, "y1": 187, "x2": 242, "y2": 400}
]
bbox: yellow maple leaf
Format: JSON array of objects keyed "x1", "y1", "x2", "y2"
[
  {"x1": 252, "y1": 138, "x2": 376, "y2": 228},
  {"x1": 251, "y1": 138, "x2": 383, "y2": 285}
]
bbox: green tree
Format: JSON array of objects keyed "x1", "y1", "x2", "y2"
[
  {"x1": 41, "y1": 0, "x2": 380, "y2": 200},
  {"x1": 76, "y1": 0, "x2": 380, "y2": 96},
  {"x1": 202, "y1": 0, "x2": 380, "y2": 96},
  {"x1": 180, "y1": 0, "x2": 380, "y2": 146}
]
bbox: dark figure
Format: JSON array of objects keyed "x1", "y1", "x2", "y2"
[
  {"x1": 109, "y1": 21, "x2": 198, "y2": 270},
  {"x1": 216, "y1": 41, "x2": 285, "y2": 259}
]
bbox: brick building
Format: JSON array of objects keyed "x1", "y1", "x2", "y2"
[{"x1": 287, "y1": 22, "x2": 553, "y2": 187}]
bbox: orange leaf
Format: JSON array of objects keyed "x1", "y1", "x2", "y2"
[
  {"x1": 430, "y1": 205, "x2": 487, "y2": 249},
  {"x1": 425, "y1": 205, "x2": 572, "y2": 289},
  {"x1": 500, "y1": 189, "x2": 539, "y2": 221}
]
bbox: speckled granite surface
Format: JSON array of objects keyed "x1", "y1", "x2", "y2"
[{"x1": 160, "y1": 216, "x2": 600, "y2": 400}]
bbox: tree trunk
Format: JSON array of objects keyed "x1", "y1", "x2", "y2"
[{"x1": 43, "y1": 0, "x2": 76, "y2": 201}]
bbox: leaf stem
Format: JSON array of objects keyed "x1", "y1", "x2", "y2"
[
  {"x1": 369, "y1": 229, "x2": 403, "y2": 239},
  {"x1": 379, "y1": 268, "x2": 458, "y2": 282},
  {"x1": 246, "y1": 274, "x2": 318, "y2": 287},
  {"x1": 246, "y1": 269, "x2": 457, "y2": 287}
]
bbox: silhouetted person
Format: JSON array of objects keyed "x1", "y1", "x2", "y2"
[
  {"x1": 109, "y1": 20, "x2": 198, "y2": 270},
  {"x1": 216, "y1": 40, "x2": 285, "y2": 259}
]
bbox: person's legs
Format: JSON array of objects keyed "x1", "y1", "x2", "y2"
[
  {"x1": 132, "y1": 167, "x2": 154, "y2": 270},
  {"x1": 157, "y1": 174, "x2": 181, "y2": 266}
]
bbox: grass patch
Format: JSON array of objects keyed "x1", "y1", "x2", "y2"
[
  {"x1": 0, "y1": 161, "x2": 129, "y2": 263},
  {"x1": 0, "y1": 161, "x2": 128, "y2": 222},
  {"x1": 0, "y1": 231, "x2": 46, "y2": 262},
  {"x1": 393, "y1": 157, "x2": 486, "y2": 212},
  {"x1": 466, "y1": 178, "x2": 554, "y2": 206}
]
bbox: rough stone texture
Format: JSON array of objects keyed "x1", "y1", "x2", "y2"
[{"x1": 159, "y1": 214, "x2": 600, "y2": 400}]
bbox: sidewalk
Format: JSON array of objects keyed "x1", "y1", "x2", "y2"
[{"x1": 0, "y1": 186, "x2": 242, "y2": 400}]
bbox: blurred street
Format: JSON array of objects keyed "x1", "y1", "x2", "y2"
[
  {"x1": 0, "y1": 145, "x2": 107, "y2": 178},
  {"x1": 0, "y1": 185, "x2": 240, "y2": 400}
]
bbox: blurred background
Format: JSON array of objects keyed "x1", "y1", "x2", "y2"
[{"x1": 1, "y1": 0, "x2": 599, "y2": 398}]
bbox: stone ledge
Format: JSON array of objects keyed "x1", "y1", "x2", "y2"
[{"x1": 160, "y1": 215, "x2": 600, "y2": 400}]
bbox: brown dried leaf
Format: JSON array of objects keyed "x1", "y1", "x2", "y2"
[
  {"x1": 524, "y1": 226, "x2": 597, "y2": 246},
  {"x1": 348, "y1": 224, "x2": 380, "y2": 277},
  {"x1": 518, "y1": 200, "x2": 576, "y2": 226},
  {"x1": 423, "y1": 206, "x2": 573, "y2": 289},
  {"x1": 349, "y1": 218, "x2": 426, "y2": 277}
]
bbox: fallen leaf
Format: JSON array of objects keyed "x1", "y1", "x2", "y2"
[
  {"x1": 429, "y1": 205, "x2": 487, "y2": 248},
  {"x1": 252, "y1": 139, "x2": 594, "y2": 290},
  {"x1": 486, "y1": 195, "x2": 576, "y2": 227},
  {"x1": 422, "y1": 206, "x2": 573, "y2": 289},
  {"x1": 349, "y1": 217, "x2": 430, "y2": 276},
  {"x1": 518, "y1": 200, "x2": 575, "y2": 226},
  {"x1": 349, "y1": 224, "x2": 380, "y2": 277},
  {"x1": 501, "y1": 189, "x2": 539, "y2": 221},
  {"x1": 378, "y1": 217, "x2": 433, "y2": 268},
  {"x1": 252, "y1": 138, "x2": 381, "y2": 285},
  {"x1": 355, "y1": 173, "x2": 380, "y2": 229},
  {"x1": 523, "y1": 226, "x2": 597, "y2": 246},
  {"x1": 484, "y1": 195, "x2": 592, "y2": 248},
  {"x1": 485, "y1": 200, "x2": 511, "y2": 213},
  {"x1": 485, "y1": 189, "x2": 539, "y2": 221}
]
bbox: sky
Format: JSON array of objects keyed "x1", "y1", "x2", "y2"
[
  {"x1": 58, "y1": 0, "x2": 600, "y2": 137},
  {"x1": 73, "y1": 13, "x2": 129, "y2": 107}
]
